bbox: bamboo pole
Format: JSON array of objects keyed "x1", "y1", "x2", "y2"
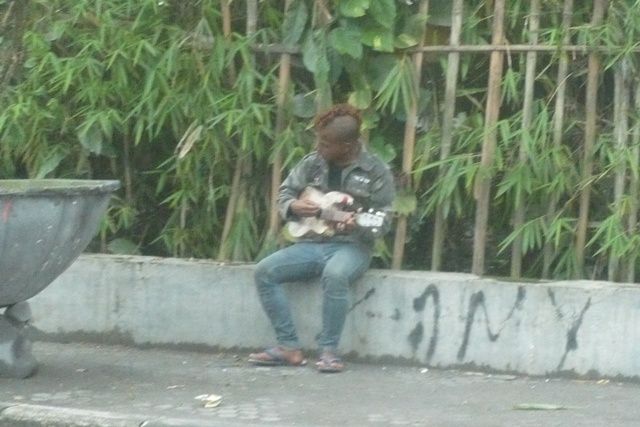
[
  {"x1": 625, "y1": 80, "x2": 640, "y2": 283},
  {"x1": 221, "y1": 0, "x2": 237, "y2": 82},
  {"x1": 218, "y1": 0, "x2": 258, "y2": 261},
  {"x1": 510, "y1": 0, "x2": 540, "y2": 278},
  {"x1": 0, "y1": 0, "x2": 24, "y2": 90},
  {"x1": 575, "y1": 0, "x2": 608, "y2": 279},
  {"x1": 431, "y1": 0, "x2": 464, "y2": 271},
  {"x1": 267, "y1": 0, "x2": 293, "y2": 240},
  {"x1": 542, "y1": 0, "x2": 574, "y2": 278},
  {"x1": 391, "y1": 0, "x2": 429, "y2": 270},
  {"x1": 217, "y1": 0, "x2": 240, "y2": 261},
  {"x1": 609, "y1": 58, "x2": 630, "y2": 281},
  {"x1": 471, "y1": 0, "x2": 506, "y2": 276},
  {"x1": 218, "y1": 157, "x2": 243, "y2": 260}
]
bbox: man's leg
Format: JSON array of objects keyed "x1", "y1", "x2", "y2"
[
  {"x1": 317, "y1": 243, "x2": 371, "y2": 353},
  {"x1": 254, "y1": 243, "x2": 323, "y2": 349}
]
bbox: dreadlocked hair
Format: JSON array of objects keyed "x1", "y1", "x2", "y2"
[{"x1": 313, "y1": 103, "x2": 362, "y2": 132}]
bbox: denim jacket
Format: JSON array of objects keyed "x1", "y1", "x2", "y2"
[{"x1": 278, "y1": 146, "x2": 395, "y2": 248}]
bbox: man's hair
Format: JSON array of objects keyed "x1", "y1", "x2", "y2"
[{"x1": 313, "y1": 104, "x2": 362, "y2": 143}]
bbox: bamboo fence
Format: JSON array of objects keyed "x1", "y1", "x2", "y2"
[
  {"x1": 250, "y1": 0, "x2": 638, "y2": 279},
  {"x1": 5, "y1": 1, "x2": 639, "y2": 281}
]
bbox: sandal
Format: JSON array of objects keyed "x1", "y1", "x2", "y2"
[
  {"x1": 248, "y1": 346, "x2": 307, "y2": 366},
  {"x1": 315, "y1": 351, "x2": 344, "y2": 373}
]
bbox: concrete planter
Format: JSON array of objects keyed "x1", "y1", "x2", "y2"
[{"x1": 0, "y1": 179, "x2": 119, "y2": 377}]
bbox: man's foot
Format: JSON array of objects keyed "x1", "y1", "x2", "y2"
[
  {"x1": 248, "y1": 346, "x2": 307, "y2": 366},
  {"x1": 315, "y1": 351, "x2": 344, "y2": 373}
]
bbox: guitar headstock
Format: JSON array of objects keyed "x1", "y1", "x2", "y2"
[{"x1": 355, "y1": 209, "x2": 386, "y2": 229}]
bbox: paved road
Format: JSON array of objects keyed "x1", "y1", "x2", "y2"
[{"x1": 1, "y1": 341, "x2": 639, "y2": 426}]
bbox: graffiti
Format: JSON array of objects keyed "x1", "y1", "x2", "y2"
[
  {"x1": 456, "y1": 286, "x2": 526, "y2": 361},
  {"x1": 348, "y1": 287, "x2": 375, "y2": 313},
  {"x1": 408, "y1": 322, "x2": 423, "y2": 353},
  {"x1": 557, "y1": 297, "x2": 592, "y2": 370},
  {"x1": 547, "y1": 288, "x2": 564, "y2": 319},
  {"x1": 409, "y1": 284, "x2": 440, "y2": 362}
]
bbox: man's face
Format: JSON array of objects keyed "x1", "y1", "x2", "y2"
[{"x1": 315, "y1": 129, "x2": 351, "y2": 164}]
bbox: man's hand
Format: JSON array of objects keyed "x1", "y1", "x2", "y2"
[
  {"x1": 335, "y1": 214, "x2": 356, "y2": 233},
  {"x1": 290, "y1": 199, "x2": 320, "y2": 217}
]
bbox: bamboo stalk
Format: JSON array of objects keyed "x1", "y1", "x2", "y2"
[
  {"x1": 575, "y1": 0, "x2": 608, "y2": 279},
  {"x1": 218, "y1": 157, "x2": 243, "y2": 261},
  {"x1": 510, "y1": 0, "x2": 541, "y2": 278},
  {"x1": 0, "y1": 0, "x2": 23, "y2": 89},
  {"x1": 218, "y1": 0, "x2": 258, "y2": 261},
  {"x1": 625, "y1": 80, "x2": 640, "y2": 283},
  {"x1": 122, "y1": 133, "x2": 134, "y2": 205},
  {"x1": 431, "y1": 0, "x2": 464, "y2": 271},
  {"x1": 608, "y1": 59, "x2": 630, "y2": 281},
  {"x1": 267, "y1": 0, "x2": 293, "y2": 240},
  {"x1": 246, "y1": 0, "x2": 257, "y2": 35},
  {"x1": 217, "y1": 0, "x2": 240, "y2": 261},
  {"x1": 471, "y1": 0, "x2": 506, "y2": 276},
  {"x1": 221, "y1": 0, "x2": 237, "y2": 82},
  {"x1": 391, "y1": 0, "x2": 429, "y2": 270},
  {"x1": 221, "y1": 0, "x2": 232, "y2": 36},
  {"x1": 542, "y1": 0, "x2": 574, "y2": 278}
]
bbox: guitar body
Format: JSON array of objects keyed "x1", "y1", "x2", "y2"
[{"x1": 286, "y1": 187, "x2": 385, "y2": 239}]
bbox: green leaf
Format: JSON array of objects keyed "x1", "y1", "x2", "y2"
[
  {"x1": 35, "y1": 151, "x2": 67, "y2": 179},
  {"x1": 348, "y1": 87, "x2": 372, "y2": 109},
  {"x1": 77, "y1": 122, "x2": 104, "y2": 155},
  {"x1": 365, "y1": 54, "x2": 397, "y2": 91},
  {"x1": 302, "y1": 33, "x2": 320, "y2": 73},
  {"x1": 282, "y1": 2, "x2": 308, "y2": 47},
  {"x1": 395, "y1": 33, "x2": 419, "y2": 49},
  {"x1": 328, "y1": 26, "x2": 363, "y2": 59},
  {"x1": 369, "y1": 0, "x2": 396, "y2": 29},
  {"x1": 393, "y1": 190, "x2": 417, "y2": 215},
  {"x1": 369, "y1": 134, "x2": 396, "y2": 163},
  {"x1": 292, "y1": 93, "x2": 316, "y2": 118},
  {"x1": 361, "y1": 22, "x2": 394, "y2": 52},
  {"x1": 402, "y1": 13, "x2": 428, "y2": 44},
  {"x1": 339, "y1": 0, "x2": 370, "y2": 17}
]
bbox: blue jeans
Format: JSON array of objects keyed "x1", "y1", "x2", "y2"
[{"x1": 255, "y1": 242, "x2": 371, "y2": 352}]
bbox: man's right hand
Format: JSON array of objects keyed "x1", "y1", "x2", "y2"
[{"x1": 290, "y1": 199, "x2": 320, "y2": 217}]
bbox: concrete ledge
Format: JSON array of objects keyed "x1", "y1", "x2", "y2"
[{"x1": 27, "y1": 254, "x2": 640, "y2": 379}]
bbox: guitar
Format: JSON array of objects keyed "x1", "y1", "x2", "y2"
[{"x1": 286, "y1": 187, "x2": 386, "y2": 239}]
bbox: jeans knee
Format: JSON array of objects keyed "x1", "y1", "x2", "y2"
[
  {"x1": 322, "y1": 272, "x2": 349, "y2": 299},
  {"x1": 254, "y1": 261, "x2": 271, "y2": 289}
]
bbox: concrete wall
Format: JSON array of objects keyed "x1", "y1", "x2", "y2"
[{"x1": 27, "y1": 254, "x2": 640, "y2": 379}]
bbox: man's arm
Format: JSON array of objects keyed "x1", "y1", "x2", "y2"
[{"x1": 277, "y1": 157, "x2": 319, "y2": 220}]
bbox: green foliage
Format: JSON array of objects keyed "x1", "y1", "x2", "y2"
[{"x1": 2, "y1": 0, "x2": 640, "y2": 280}]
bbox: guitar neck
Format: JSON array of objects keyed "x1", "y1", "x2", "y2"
[{"x1": 319, "y1": 208, "x2": 352, "y2": 223}]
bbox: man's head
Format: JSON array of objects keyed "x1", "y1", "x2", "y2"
[{"x1": 313, "y1": 104, "x2": 362, "y2": 165}]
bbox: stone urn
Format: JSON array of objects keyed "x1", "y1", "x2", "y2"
[{"x1": 0, "y1": 179, "x2": 120, "y2": 378}]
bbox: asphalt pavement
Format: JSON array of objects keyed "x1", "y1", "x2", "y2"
[{"x1": 0, "y1": 341, "x2": 639, "y2": 426}]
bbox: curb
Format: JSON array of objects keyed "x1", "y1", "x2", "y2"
[
  {"x1": 0, "y1": 403, "x2": 247, "y2": 427},
  {"x1": 0, "y1": 403, "x2": 143, "y2": 427}
]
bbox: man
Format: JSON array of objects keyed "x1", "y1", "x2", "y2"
[{"x1": 248, "y1": 104, "x2": 395, "y2": 373}]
